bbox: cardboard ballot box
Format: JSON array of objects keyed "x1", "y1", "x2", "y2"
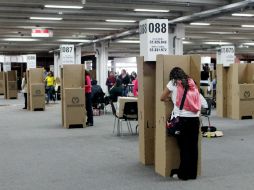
[
  {"x1": 63, "y1": 88, "x2": 86, "y2": 128},
  {"x1": 30, "y1": 83, "x2": 45, "y2": 111}
]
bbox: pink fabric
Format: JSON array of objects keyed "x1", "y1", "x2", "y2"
[
  {"x1": 176, "y1": 79, "x2": 201, "y2": 113},
  {"x1": 85, "y1": 75, "x2": 92, "y2": 93},
  {"x1": 133, "y1": 79, "x2": 138, "y2": 97}
]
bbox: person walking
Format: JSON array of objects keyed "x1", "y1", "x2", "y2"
[
  {"x1": 85, "y1": 70, "x2": 93, "y2": 127},
  {"x1": 160, "y1": 67, "x2": 201, "y2": 180},
  {"x1": 45, "y1": 71, "x2": 56, "y2": 104},
  {"x1": 21, "y1": 72, "x2": 28, "y2": 109}
]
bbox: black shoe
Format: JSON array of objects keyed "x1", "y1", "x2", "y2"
[
  {"x1": 23, "y1": 107, "x2": 27, "y2": 109},
  {"x1": 86, "y1": 123, "x2": 93, "y2": 127}
]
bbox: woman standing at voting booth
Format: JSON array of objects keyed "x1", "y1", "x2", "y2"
[
  {"x1": 85, "y1": 70, "x2": 93, "y2": 127},
  {"x1": 160, "y1": 67, "x2": 201, "y2": 180}
]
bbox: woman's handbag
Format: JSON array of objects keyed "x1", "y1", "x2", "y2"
[{"x1": 166, "y1": 87, "x2": 188, "y2": 136}]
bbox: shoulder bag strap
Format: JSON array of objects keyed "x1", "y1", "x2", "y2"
[{"x1": 179, "y1": 87, "x2": 188, "y2": 111}]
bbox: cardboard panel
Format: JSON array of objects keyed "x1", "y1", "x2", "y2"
[
  {"x1": 5, "y1": 71, "x2": 17, "y2": 99},
  {"x1": 62, "y1": 65, "x2": 84, "y2": 88},
  {"x1": 27, "y1": 68, "x2": 44, "y2": 111},
  {"x1": 63, "y1": 88, "x2": 86, "y2": 128},
  {"x1": 155, "y1": 55, "x2": 201, "y2": 177},
  {"x1": 29, "y1": 68, "x2": 44, "y2": 83},
  {"x1": 137, "y1": 56, "x2": 156, "y2": 165},
  {"x1": 0, "y1": 72, "x2": 4, "y2": 94},
  {"x1": 30, "y1": 84, "x2": 45, "y2": 111},
  {"x1": 246, "y1": 64, "x2": 254, "y2": 84}
]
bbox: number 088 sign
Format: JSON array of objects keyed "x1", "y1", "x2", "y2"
[
  {"x1": 139, "y1": 19, "x2": 169, "y2": 61},
  {"x1": 60, "y1": 44, "x2": 75, "y2": 65}
]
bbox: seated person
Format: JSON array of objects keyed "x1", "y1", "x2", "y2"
[
  {"x1": 109, "y1": 79, "x2": 123, "y2": 102},
  {"x1": 91, "y1": 80, "x2": 105, "y2": 107}
]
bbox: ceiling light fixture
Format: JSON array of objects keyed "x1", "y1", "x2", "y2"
[
  {"x1": 30, "y1": 17, "x2": 63, "y2": 21},
  {"x1": 44, "y1": 5, "x2": 83, "y2": 9},
  {"x1": 58, "y1": 39, "x2": 92, "y2": 43},
  {"x1": 204, "y1": 41, "x2": 232, "y2": 45},
  {"x1": 106, "y1": 19, "x2": 136, "y2": 23},
  {"x1": 134, "y1": 9, "x2": 170, "y2": 13},
  {"x1": 183, "y1": 41, "x2": 192, "y2": 44},
  {"x1": 116, "y1": 40, "x2": 140, "y2": 43},
  {"x1": 243, "y1": 42, "x2": 254, "y2": 46},
  {"x1": 242, "y1": 25, "x2": 254, "y2": 28},
  {"x1": 190, "y1": 22, "x2": 210, "y2": 26},
  {"x1": 232, "y1": 13, "x2": 254, "y2": 17},
  {"x1": 3, "y1": 38, "x2": 38, "y2": 42}
]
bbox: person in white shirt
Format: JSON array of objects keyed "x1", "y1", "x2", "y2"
[
  {"x1": 160, "y1": 67, "x2": 200, "y2": 181},
  {"x1": 21, "y1": 72, "x2": 27, "y2": 109}
]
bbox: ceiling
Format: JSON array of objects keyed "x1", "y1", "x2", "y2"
[{"x1": 0, "y1": 0, "x2": 253, "y2": 57}]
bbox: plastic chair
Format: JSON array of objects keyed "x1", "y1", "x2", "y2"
[
  {"x1": 201, "y1": 98, "x2": 213, "y2": 129},
  {"x1": 123, "y1": 102, "x2": 138, "y2": 135}
]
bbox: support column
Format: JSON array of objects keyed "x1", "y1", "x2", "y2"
[
  {"x1": 168, "y1": 24, "x2": 185, "y2": 55},
  {"x1": 75, "y1": 46, "x2": 82, "y2": 64},
  {"x1": 54, "y1": 53, "x2": 60, "y2": 78},
  {"x1": 95, "y1": 42, "x2": 108, "y2": 92}
]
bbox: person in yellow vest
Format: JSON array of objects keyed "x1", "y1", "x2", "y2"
[{"x1": 45, "y1": 71, "x2": 56, "y2": 104}]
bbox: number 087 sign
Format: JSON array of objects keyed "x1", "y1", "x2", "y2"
[
  {"x1": 139, "y1": 19, "x2": 169, "y2": 61},
  {"x1": 60, "y1": 44, "x2": 75, "y2": 65}
]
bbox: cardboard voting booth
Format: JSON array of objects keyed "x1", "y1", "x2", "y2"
[
  {"x1": 61, "y1": 65, "x2": 86, "y2": 128},
  {"x1": 27, "y1": 68, "x2": 45, "y2": 111},
  {"x1": 137, "y1": 55, "x2": 202, "y2": 178},
  {"x1": 217, "y1": 64, "x2": 254, "y2": 120},
  {"x1": 4, "y1": 71, "x2": 18, "y2": 99}
]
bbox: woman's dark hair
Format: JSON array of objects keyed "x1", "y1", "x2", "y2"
[
  {"x1": 115, "y1": 79, "x2": 122, "y2": 87},
  {"x1": 169, "y1": 67, "x2": 189, "y2": 89},
  {"x1": 85, "y1": 70, "x2": 90, "y2": 76}
]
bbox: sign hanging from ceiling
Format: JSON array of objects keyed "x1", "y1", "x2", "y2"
[
  {"x1": 26, "y1": 54, "x2": 37, "y2": 69},
  {"x1": 139, "y1": 19, "x2": 169, "y2": 61},
  {"x1": 60, "y1": 44, "x2": 75, "y2": 65},
  {"x1": 218, "y1": 46, "x2": 235, "y2": 67},
  {"x1": 31, "y1": 29, "x2": 53, "y2": 38},
  {"x1": 3, "y1": 62, "x2": 11, "y2": 72}
]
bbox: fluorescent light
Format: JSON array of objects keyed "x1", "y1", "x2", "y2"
[
  {"x1": 190, "y1": 22, "x2": 210, "y2": 26},
  {"x1": 45, "y1": 5, "x2": 83, "y2": 9},
  {"x1": 204, "y1": 42, "x2": 232, "y2": 45},
  {"x1": 242, "y1": 25, "x2": 254, "y2": 28},
  {"x1": 30, "y1": 17, "x2": 63, "y2": 21},
  {"x1": 106, "y1": 19, "x2": 136, "y2": 23},
  {"x1": 232, "y1": 13, "x2": 254, "y2": 17},
  {"x1": 206, "y1": 31, "x2": 237, "y2": 35},
  {"x1": 134, "y1": 9, "x2": 169, "y2": 13},
  {"x1": 58, "y1": 39, "x2": 91, "y2": 43},
  {"x1": 183, "y1": 41, "x2": 192, "y2": 44},
  {"x1": 117, "y1": 40, "x2": 140, "y2": 44},
  {"x1": 243, "y1": 43, "x2": 254, "y2": 46},
  {"x1": 82, "y1": 28, "x2": 118, "y2": 30},
  {"x1": 3, "y1": 38, "x2": 38, "y2": 42}
]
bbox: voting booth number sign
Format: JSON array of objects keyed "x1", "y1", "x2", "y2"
[{"x1": 139, "y1": 19, "x2": 169, "y2": 61}]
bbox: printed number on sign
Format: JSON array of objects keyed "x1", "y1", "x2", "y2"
[
  {"x1": 61, "y1": 47, "x2": 73, "y2": 53},
  {"x1": 140, "y1": 23, "x2": 167, "y2": 34}
]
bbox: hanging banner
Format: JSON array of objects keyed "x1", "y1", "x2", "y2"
[
  {"x1": 60, "y1": 44, "x2": 75, "y2": 65},
  {"x1": 139, "y1": 19, "x2": 169, "y2": 61},
  {"x1": 220, "y1": 46, "x2": 235, "y2": 67},
  {"x1": 3, "y1": 62, "x2": 11, "y2": 72},
  {"x1": 0, "y1": 55, "x2": 4, "y2": 63},
  {"x1": 32, "y1": 28, "x2": 53, "y2": 38},
  {"x1": 27, "y1": 54, "x2": 37, "y2": 69}
]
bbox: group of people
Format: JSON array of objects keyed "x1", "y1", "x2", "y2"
[{"x1": 106, "y1": 69, "x2": 138, "y2": 101}]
